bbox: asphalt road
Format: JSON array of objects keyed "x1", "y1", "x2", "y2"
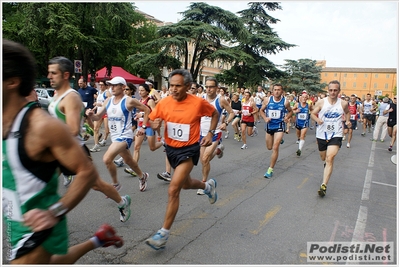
[{"x1": 3, "y1": 123, "x2": 397, "y2": 265}]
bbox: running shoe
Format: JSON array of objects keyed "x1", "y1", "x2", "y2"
[
  {"x1": 204, "y1": 178, "x2": 217, "y2": 204},
  {"x1": 99, "y1": 139, "x2": 107, "y2": 146},
  {"x1": 63, "y1": 174, "x2": 74, "y2": 187},
  {"x1": 346, "y1": 143, "x2": 350, "y2": 148},
  {"x1": 368, "y1": 128, "x2": 372, "y2": 133},
  {"x1": 114, "y1": 157, "x2": 124, "y2": 167},
  {"x1": 309, "y1": 126, "x2": 314, "y2": 130},
  {"x1": 197, "y1": 189, "x2": 205, "y2": 195},
  {"x1": 318, "y1": 183, "x2": 327, "y2": 197},
  {"x1": 370, "y1": 138, "x2": 377, "y2": 142},
  {"x1": 157, "y1": 171, "x2": 172, "y2": 182},
  {"x1": 84, "y1": 123, "x2": 94, "y2": 136},
  {"x1": 388, "y1": 146, "x2": 393, "y2": 152},
  {"x1": 296, "y1": 140, "x2": 300, "y2": 144},
  {"x1": 157, "y1": 136, "x2": 162, "y2": 142},
  {"x1": 234, "y1": 133, "x2": 238, "y2": 140},
  {"x1": 296, "y1": 149, "x2": 301, "y2": 156},
  {"x1": 216, "y1": 143, "x2": 224, "y2": 159},
  {"x1": 145, "y1": 229, "x2": 169, "y2": 250},
  {"x1": 94, "y1": 224, "x2": 124, "y2": 248},
  {"x1": 361, "y1": 132, "x2": 366, "y2": 137},
  {"x1": 225, "y1": 130, "x2": 229, "y2": 139},
  {"x1": 241, "y1": 144, "x2": 248, "y2": 149},
  {"x1": 264, "y1": 167, "x2": 273, "y2": 178},
  {"x1": 90, "y1": 144, "x2": 101, "y2": 152},
  {"x1": 98, "y1": 133, "x2": 103, "y2": 141},
  {"x1": 253, "y1": 126, "x2": 258, "y2": 136},
  {"x1": 280, "y1": 139, "x2": 284, "y2": 145},
  {"x1": 342, "y1": 135, "x2": 346, "y2": 141},
  {"x1": 380, "y1": 139, "x2": 384, "y2": 142},
  {"x1": 139, "y1": 172, "x2": 148, "y2": 192},
  {"x1": 83, "y1": 134, "x2": 90, "y2": 141},
  {"x1": 118, "y1": 195, "x2": 131, "y2": 223},
  {"x1": 237, "y1": 135, "x2": 242, "y2": 142},
  {"x1": 124, "y1": 167, "x2": 137, "y2": 177}
]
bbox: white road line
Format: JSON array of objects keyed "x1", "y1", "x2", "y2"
[
  {"x1": 347, "y1": 141, "x2": 376, "y2": 264},
  {"x1": 371, "y1": 181, "x2": 397, "y2": 188}
]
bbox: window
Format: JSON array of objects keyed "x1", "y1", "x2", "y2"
[
  {"x1": 344, "y1": 73, "x2": 347, "y2": 77},
  {"x1": 364, "y1": 74, "x2": 368, "y2": 78},
  {"x1": 375, "y1": 74, "x2": 378, "y2": 78},
  {"x1": 353, "y1": 82, "x2": 356, "y2": 88},
  {"x1": 343, "y1": 82, "x2": 346, "y2": 88},
  {"x1": 374, "y1": 83, "x2": 377, "y2": 88},
  {"x1": 325, "y1": 73, "x2": 328, "y2": 77},
  {"x1": 354, "y1": 74, "x2": 357, "y2": 78},
  {"x1": 385, "y1": 83, "x2": 388, "y2": 89},
  {"x1": 386, "y1": 74, "x2": 390, "y2": 78},
  {"x1": 334, "y1": 73, "x2": 337, "y2": 77},
  {"x1": 363, "y1": 83, "x2": 367, "y2": 88}
]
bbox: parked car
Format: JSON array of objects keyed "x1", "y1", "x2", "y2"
[{"x1": 34, "y1": 88, "x2": 55, "y2": 109}]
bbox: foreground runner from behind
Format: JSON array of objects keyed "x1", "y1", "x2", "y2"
[
  {"x1": 3, "y1": 39, "x2": 123, "y2": 265},
  {"x1": 146, "y1": 69, "x2": 219, "y2": 250}
]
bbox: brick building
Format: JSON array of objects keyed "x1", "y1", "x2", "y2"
[{"x1": 319, "y1": 61, "x2": 396, "y2": 99}]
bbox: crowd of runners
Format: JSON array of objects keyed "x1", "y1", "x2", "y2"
[{"x1": 3, "y1": 40, "x2": 397, "y2": 264}]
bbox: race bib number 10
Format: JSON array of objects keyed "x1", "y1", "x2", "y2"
[{"x1": 167, "y1": 122, "x2": 190, "y2": 142}]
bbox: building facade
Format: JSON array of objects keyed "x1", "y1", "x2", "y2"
[{"x1": 320, "y1": 67, "x2": 397, "y2": 99}]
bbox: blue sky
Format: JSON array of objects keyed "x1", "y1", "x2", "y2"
[{"x1": 134, "y1": 1, "x2": 398, "y2": 69}]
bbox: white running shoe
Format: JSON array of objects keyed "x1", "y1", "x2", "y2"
[
  {"x1": 99, "y1": 139, "x2": 107, "y2": 146},
  {"x1": 241, "y1": 144, "x2": 248, "y2": 149},
  {"x1": 347, "y1": 143, "x2": 350, "y2": 148},
  {"x1": 224, "y1": 131, "x2": 229, "y2": 139},
  {"x1": 197, "y1": 189, "x2": 205, "y2": 195},
  {"x1": 90, "y1": 144, "x2": 101, "y2": 152},
  {"x1": 113, "y1": 157, "x2": 124, "y2": 167},
  {"x1": 139, "y1": 172, "x2": 148, "y2": 192},
  {"x1": 216, "y1": 143, "x2": 224, "y2": 159}
]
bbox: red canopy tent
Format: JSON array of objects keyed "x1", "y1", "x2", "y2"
[{"x1": 92, "y1": 66, "x2": 146, "y2": 84}]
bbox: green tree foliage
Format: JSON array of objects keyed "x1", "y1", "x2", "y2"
[
  {"x1": 276, "y1": 59, "x2": 327, "y2": 94},
  {"x1": 217, "y1": 2, "x2": 296, "y2": 88},
  {"x1": 2, "y1": 3, "x2": 156, "y2": 82},
  {"x1": 127, "y1": 2, "x2": 249, "y2": 81}
]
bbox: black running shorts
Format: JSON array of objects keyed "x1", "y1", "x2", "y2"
[{"x1": 165, "y1": 143, "x2": 200, "y2": 169}]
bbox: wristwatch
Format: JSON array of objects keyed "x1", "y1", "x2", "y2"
[
  {"x1": 142, "y1": 125, "x2": 147, "y2": 129},
  {"x1": 48, "y1": 202, "x2": 68, "y2": 218},
  {"x1": 224, "y1": 121, "x2": 229, "y2": 126},
  {"x1": 208, "y1": 130, "x2": 216, "y2": 135}
]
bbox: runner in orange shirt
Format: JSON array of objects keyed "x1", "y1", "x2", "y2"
[{"x1": 145, "y1": 69, "x2": 219, "y2": 250}]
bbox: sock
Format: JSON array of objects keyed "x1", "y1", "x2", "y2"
[
  {"x1": 204, "y1": 182, "x2": 211, "y2": 192},
  {"x1": 160, "y1": 228, "x2": 170, "y2": 236},
  {"x1": 118, "y1": 198, "x2": 125, "y2": 207},
  {"x1": 90, "y1": 236, "x2": 102, "y2": 248},
  {"x1": 299, "y1": 140, "x2": 305, "y2": 150}
]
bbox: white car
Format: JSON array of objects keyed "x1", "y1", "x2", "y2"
[{"x1": 34, "y1": 88, "x2": 55, "y2": 109}]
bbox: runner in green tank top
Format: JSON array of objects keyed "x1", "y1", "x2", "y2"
[{"x1": 3, "y1": 39, "x2": 123, "y2": 264}]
